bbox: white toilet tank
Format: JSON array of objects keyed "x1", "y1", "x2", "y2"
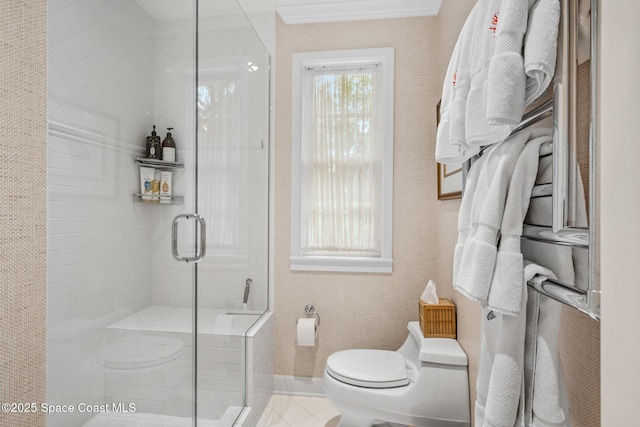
[
  {"x1": 398, "y1": 321, "x2": 468, "y2": 369},
  {"x1": 395, "y1": 322, "x2": 471, "y2": 425}
]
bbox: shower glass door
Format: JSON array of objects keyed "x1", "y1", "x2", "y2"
[
  {"x1": 194, "y1": 0, "x2": 270, "y2": 424},
  {"x1": 46, "y1": 0, "x2": 269, "y2": 425}
]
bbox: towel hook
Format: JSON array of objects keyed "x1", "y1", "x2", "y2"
[{"x1": 304, "y1": 304, "x2": 320, "y2": 325}]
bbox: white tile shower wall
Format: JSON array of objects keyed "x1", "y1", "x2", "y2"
[
  {"x1": 47, "y1": 0, "x2": 156, "y2": 425},
  {"x1": 47, "y1": 131, "x2": 155, "y2": 427},
  {"x1": 243, "y1": 313, "x2": 274, "y2": 427},
  {"x1": 48, "y1": 0, "x2": 155, "y2": 144},
  {"x1": 198, "y1": 332, "x2": 246, "y2": 420}
]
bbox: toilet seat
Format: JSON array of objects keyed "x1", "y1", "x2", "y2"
[{"x1": 326, "y1": 349, "x2": 410, "y2": 389}]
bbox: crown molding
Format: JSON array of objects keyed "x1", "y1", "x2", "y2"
[{"x1": 277, "y1": 0, "x2": 443, "y2": 24}]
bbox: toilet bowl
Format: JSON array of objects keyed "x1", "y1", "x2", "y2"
[{"x1": 323, "y1": 321, "x2": 470, "y2": 427}]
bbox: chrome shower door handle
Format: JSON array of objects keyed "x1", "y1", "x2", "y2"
[{"x1": 172, "y1": 213, "x2": 207, "y2": 263}]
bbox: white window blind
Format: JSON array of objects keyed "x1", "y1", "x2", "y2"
[
  {"x1": 291, "y1": 48, "x2": 394, "y2": 273},
  {"x1": 197, "y1": 66, "x2": 250, "y2": 268},
  {"x1": 198, "y1": 78, "x2": 241, "y2": 253},
  {"x1": 301, "y1": 64, "x2": 382, "y2": 256}
]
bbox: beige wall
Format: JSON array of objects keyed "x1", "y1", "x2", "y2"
[
  {"x1": 0, "y1": 1, "x2": 47, "y2": 426},
  {"x1": 274, "y1": 15, "x2": 443, "y2": 377},
  {"x1": 600, "y1": 1, "x2": 640, "y2": 425},
  {"x1": 276, "y1": 2, "x2": 602, "y2": 426}
]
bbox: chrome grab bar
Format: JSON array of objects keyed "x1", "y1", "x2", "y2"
[
  {"x1": 527, "y1": 276, "x2": 599, "y2": 321},
  {"x1": 552, "y1": 0, "x2": 572, "y2": 234},
  {"x1": 171, "y1": 213, "x2": 207, "y2": 263}
]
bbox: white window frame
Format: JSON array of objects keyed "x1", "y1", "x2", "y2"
[{"x1": 290, "y1": 47, "x2": 394, "y2": 273}]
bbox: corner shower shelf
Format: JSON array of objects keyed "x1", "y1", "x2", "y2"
[
  {"x1": 134, "y1": 158, "x2": 184, "y2": 205},
  {"x1": 133, "y1": 194, "x2": 184, "y2": 205},
  {"x1": 135, "y1": 158, "x2": 184, "y2": 169}
]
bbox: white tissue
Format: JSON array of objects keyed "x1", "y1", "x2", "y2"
[
  {"x1": 296, "y1": 318, "x2": 317, "y2": 347},
  {"x1": 421, "y1": 280, "x2": 440, "y2": 304}
]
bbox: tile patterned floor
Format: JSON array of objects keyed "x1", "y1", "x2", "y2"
[
  {"x1": 82, "y1": 396, "x2": 343, "y2": 427},
  {"x1": 256, "y1": 395, "x2": 341, "y2": 427},
  {"x1": 82, "y1": 412, "x2": 218, "y2": 426}
]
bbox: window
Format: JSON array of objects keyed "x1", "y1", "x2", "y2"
[
  {"x1": 290, "y1": 48, "x2": 394, "y2": 273},
  {"x1": 197, "y1": 62, "x2": 250, "y2": 268}
]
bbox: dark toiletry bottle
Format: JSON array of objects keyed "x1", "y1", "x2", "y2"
[
  {"x1": 145, "y1": 136, "x2": 153, "y2": 158},
  {"x1": 147, "y1": 125, "x2": 160, "y2": 159},
  {"x1": 161, "y1": 128, "x2": 176, "y2": 162}
]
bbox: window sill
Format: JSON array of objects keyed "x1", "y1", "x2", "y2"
[{"x1": 289, "y1": 256, "x2": 392, "y2": 273}]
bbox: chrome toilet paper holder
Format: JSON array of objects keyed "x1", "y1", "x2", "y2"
[{"x1": 304, "y1": 304, "x2": 320, "y2": 325}]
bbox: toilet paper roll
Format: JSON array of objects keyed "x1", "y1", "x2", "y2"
[{"x1": 296, "y1": 318, "x2": 317, "y2": 347}]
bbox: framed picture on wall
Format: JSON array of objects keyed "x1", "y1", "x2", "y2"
[
  {"x1": 437, "y1": 162, "x2": 462, "y2": 200},
  {"x1": 435, "y1": 99, "x2": 463, "y2": 200}
]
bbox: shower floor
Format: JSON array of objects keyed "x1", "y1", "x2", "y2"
[{"x1": 81, "y1": 410, "x2": 239, "y2": 426}]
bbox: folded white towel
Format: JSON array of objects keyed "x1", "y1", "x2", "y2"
[
  {"x1": 452, "y1": 144, "x2": 483, "y2": 287},
  {"x1": 466, "y1": 73, "x2": 517, "y2": 146},
  {"x1": 476, "y1": 260, "x2": 571, "y2": 427},
  {"x1": 465, "y1": 0, "x2": 518, "y2": 146},
  {"x1": 523, "y1": 263, "x2": 570, "y2": 427},
  {"x1": 488, "y1": 129, "x2": 552, "y2": 315},
  {"x1": 476, "y1": 300, "x2": 527, "y2": 427},
  {"x1": 485, "y1": 52, "x2": 527, "y2": 128},
  {"x1": 577, "y1": 0, "x2": 591, "y2": 64},
  {"x1": 454, "y1": 128, "x2": 540, "y2": 306},
  {"x1": 524, "y1": 0, "x2": 561, "y2": 105},
  {"x1": 435, "y1": 2, "x2": 481, "y2": 164},
  {"x1": 480, "y1": 0, "x2": 530, "y2": 140},
  {"x1": 436, "y1": 0, "x2": 559, "y2": 162}
]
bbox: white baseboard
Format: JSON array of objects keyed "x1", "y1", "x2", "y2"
[{"x1": 273, "y1": 375, "x2": 325, "y2": 397}]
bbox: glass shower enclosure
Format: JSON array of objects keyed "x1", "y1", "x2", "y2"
[{"x1": 46, "y1": 0, "x2": 269, "y2": 426}]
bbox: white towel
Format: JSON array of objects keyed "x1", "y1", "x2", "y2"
[
  {"x1": 577, "y1": 0, "x2": 591, "y2": 65},
  {"x1": 476, "y1": 261, "x2": 559, "y2": 427},
  {"x1": 476, "y1": 299, "x2": 527, "y2": 427},
  {"x1": 522, "y1": 265, "x2": 571, "y2": 427},
  {"x1": 435, "y1": 2, "x2": 482, "y2": 164},
  {"x1": 488, "y1": 129, "x2": 553, "y2": 315},
  {"x1": 523, "y1": 0, "x2": 561, "y2": 105},
  {"x1": 452, "y1": 145, "x2": 483, "y2": 287},
  {"x1": 454, "y1": 128, "x2": 548, "y2": 306},
  {"x1": 470, "y1": 0, "x2": 530, "y2": 145},
  {"x1": 436, "y1": 0, "x2": 560, "y2": 160},
  {"x1": 476, "y1": 261, "x2": 572, "y2": 427}
]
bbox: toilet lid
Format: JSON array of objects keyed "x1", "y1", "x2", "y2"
[{"x1": 326, "y1": 349, "x2": 409, "y2": 388}]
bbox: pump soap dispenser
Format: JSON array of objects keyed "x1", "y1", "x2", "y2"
[
  {"x1": 146, "y1": 125, "x2": 161, "y2": 159},
  {"x1": 161, "y1": 127, "x2": 176, "y2": 162}
]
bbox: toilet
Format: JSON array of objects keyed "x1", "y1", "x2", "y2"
[{"x1": 323, "y1": 321, "x2": 470, "y2": 427}]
